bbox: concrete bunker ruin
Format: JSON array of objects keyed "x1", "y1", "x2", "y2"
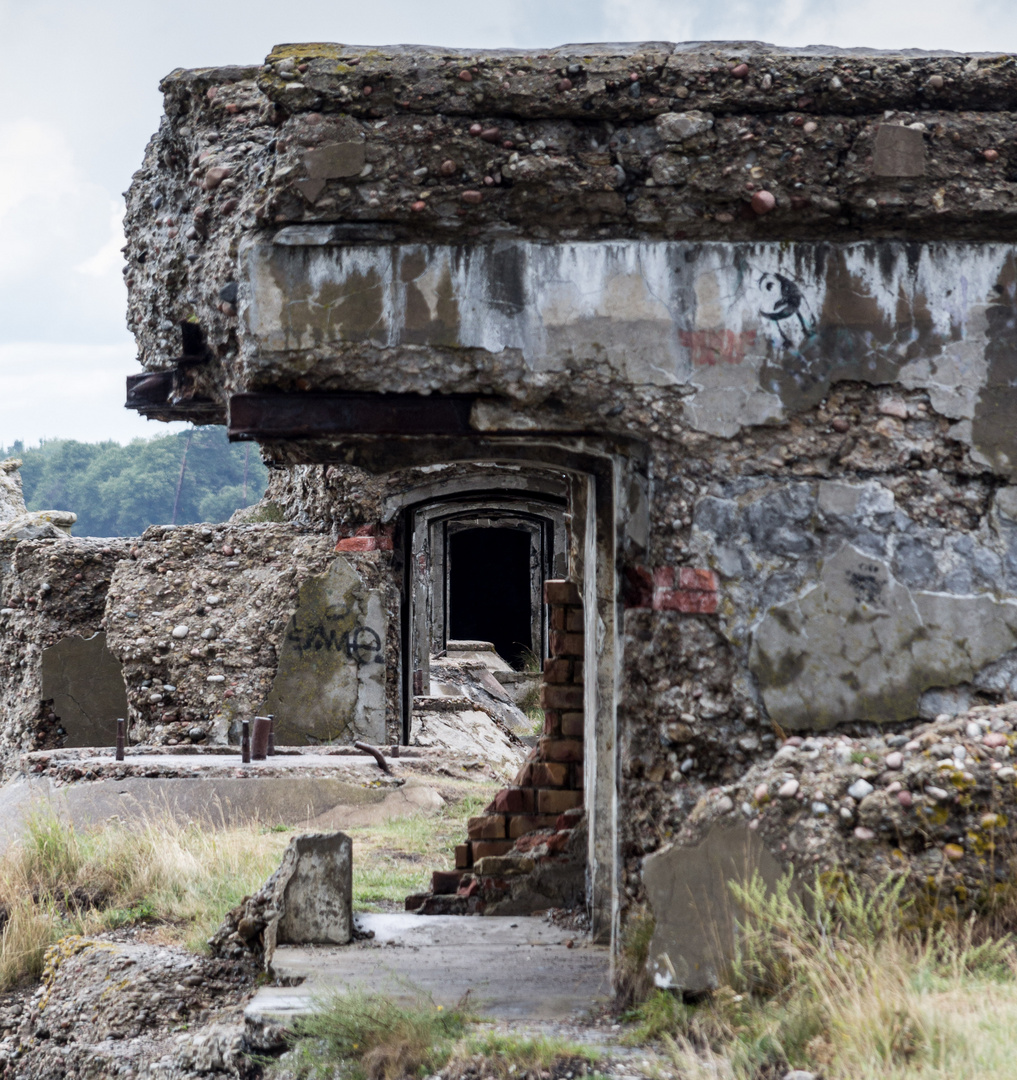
[{"x1": 4, "y1": 40, "x2": 1017, "y2": 989}]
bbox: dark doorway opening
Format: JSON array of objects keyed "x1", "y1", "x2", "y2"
[{"x1": 448, "y1": 527, "x2": 532, "y2": 668}]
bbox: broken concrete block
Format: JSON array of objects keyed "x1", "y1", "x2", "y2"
[
  {"x1": 0, "y1": 510, "x2": 76, "y2": 542},
  {"x1": 0, "y1": 459, "x2": 26, "y2": 524},
  {"x1": 262, "y1": 557, "x2": 387, "y2": 745},
  {"x1": 41, "y1": 632, "x2": 129, "y2": 747},
  {"x1": 642, "y1": 824, "x2": 784, "y2": 994},
  {"x1": 269, "y1": 832, "x2": 353, "y2": 949},
  {"x1": 209, "y1": 831, "x2": 352, "y2": 967}
]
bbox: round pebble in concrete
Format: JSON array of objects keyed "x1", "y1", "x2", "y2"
[{"x1": 751, "y1": 190, "x2": 776, "y2": 214}]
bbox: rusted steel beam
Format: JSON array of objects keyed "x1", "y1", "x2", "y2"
[{"x1": 227, "y1": 392, "x2": 476, "y2": 440}]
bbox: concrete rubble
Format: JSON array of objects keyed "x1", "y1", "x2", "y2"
[
  {"x1": 643, "y1": 700, "x2": 1017, "y2": 992},
  {"x1": 210, "y1": 831, "x2": 352, "y2": 967}
]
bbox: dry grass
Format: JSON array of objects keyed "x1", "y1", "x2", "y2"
[
  {"x1": 0, "y1": 782, "x2": 495, "y2": 989},
  {"x1": 625, "y1": 871, "x2": 1017, "y2": 1080},
  {"x1": 0, "y1": 806, "x2": 291, "y2": 988}
]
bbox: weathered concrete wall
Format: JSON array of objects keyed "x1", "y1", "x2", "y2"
[
  {"x1": 0, "y1": 536, "x2": 132, "y2": 764},
  {"x1": 103, "y1": 522, "x2": 399, "y2": 746},
  {"x1": 124, "y1": 43, "x2": 1017, "y2": 421},
  {"x1": 104, "y1": 39, "x2": 1017, "y2": 974},
  {"x1": 239, "y1": 237, "x2": 1017, "y2": 469}
]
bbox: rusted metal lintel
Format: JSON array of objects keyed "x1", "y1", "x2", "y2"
[
  {"x1": 227, "y1": 392, "x2": 477, "y2": 440},
  {"x1": 125, "y1": 371, "x2": 224, "y2": 423}
]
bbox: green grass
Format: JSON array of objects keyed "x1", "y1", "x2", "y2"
[
  {"x1": 274, "y1": 992, "x2": 599, "y2": 1080},
  {"x1": 346, "y1": 784, "x2": 499, "y2": 910},
  {"x1": 622, "y1": 870, "x2": 1017, "y2": 1080},
  {"x1": 276, "y1": 990, "x2": 470, "y2": 1080}
]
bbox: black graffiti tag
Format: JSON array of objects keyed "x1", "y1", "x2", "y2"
[
  {"x1": 287, "y1": 600, "x2": 381, "y2": 665},
  {"x1": 347, "y1": 626, "x2": 383, "y2": 664}
]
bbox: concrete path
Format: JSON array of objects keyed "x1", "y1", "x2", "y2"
[{"x1": 246, "y1": 914, "x2": 612, "y2": 1024}]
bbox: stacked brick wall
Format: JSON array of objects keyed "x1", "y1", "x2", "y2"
[
  {"x1": 405, "y1": 580, "x2": 586, "y2": 914},
  {"x1": 457, "y1": 579, "x2": 585, "y2": 866}
]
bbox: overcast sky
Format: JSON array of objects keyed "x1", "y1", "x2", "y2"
[{"x1": 1, "y1": 0, "x2": 1015, "y2": 448}]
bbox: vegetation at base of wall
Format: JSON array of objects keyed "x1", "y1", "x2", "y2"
[
  {"x1": 347, "y1": 783, "x2": 500, "y2": 910},
  {"x1": 274, "y1": 991, "x2": 599, "y2": 1080},
  {"x1": 2, "y1": 428, "x2": 269, "y2": 537},
  {"x1": 621, "y1": 870, "x2": 1017, "y2": 1080}
]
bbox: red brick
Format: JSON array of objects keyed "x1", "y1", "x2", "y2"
[
  {"x1": 544, "y1": 658, "x2": 572, "y2": 683},
  {"x1": 512, "y1": 831, "x2": 555, "y2": 853},
  {"x1": 557, "y1": 806, "x2": 585, "y2": 830},
  {"x1": 545, "y1": 832, "x2": 571, "y2": 854},
  {"x1": 566, "y1": 608, "x2": 584, "y2": 632},
  {"x1": 540, "y1": 683, "x2": 584, "y2": 710},
  {"x1": 457, "y1": 877, "x2": 481, "y2": 898},
  {"x1": 492, "y1": 787, "x2": 535, "y2": 813},
  {"x1": 573, "y1": 661, "x2": 584, "y2": 684},
  {"x1": 572, "y1": 764, "x2": 585, "y2": 788},
  {"x1": 431, "y1": 870, "x2": 463, "y2": 895},
  {"x1": 654, "y1": 589, "x2": 719, "y2": 614},
  {"x1": 471, "y1": 840, "x2": 515, "y2": 859},
  {"x1": 544, "y1": 580, "x2": 582, "y2": 605},
  {"x1": 551, "y1": 632, "x2": 584, "y2": 657},
  {"x1": 508, "y1": 814, "x2": 561, "y2": 838},
  {"x1": 550, "y1": 607, "x2": 567, "y2": 630},
  {"x1": 542, "y1": 711, "x2": 561, "y2": 737},
  {"x1": 537, "y1": 788, "x2": 584, "y2": 814},
  {"x1": 454, "y1": 844, "x2": 472, "y2": 869},
  {"x1": 529, "y1": 762, "x2": 569, "y2": 787},
  {"x1": 561, "y1": 711, "x2": 584, "y2": 738},
  {"x1": 405, "y1": 893, "x2": 428, "y2": 911},
  {"x1": 467, "y1": 814, "x2": 506, "y2": 840},
  {"x1": 539, "y1": 737, "x2": 584, "y2": 763},
  {"x1": 679, "y1": 567, "x2": 718, "y2": 592},
  {"x1": 653, "y1": 566, "x2": 675, "y2": 588},
  {"x1": 336, "y1": 535, "x2": 384, "y2": 552},
  {"x1": 514, "y1": 764, "x2": 534, "y2": 786}
]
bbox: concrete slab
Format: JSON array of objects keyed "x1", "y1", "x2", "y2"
[{"x1": 247, "y1": 914, "x2": 611, "y2": 1024}]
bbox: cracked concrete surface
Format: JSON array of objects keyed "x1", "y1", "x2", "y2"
[{"x1": 751, "y1": 544, "x2": 1017, "y2": 729}]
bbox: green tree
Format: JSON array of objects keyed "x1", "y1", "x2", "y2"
[{"x1": 2, "y1": 427, "x2": 269, "y2": 537}]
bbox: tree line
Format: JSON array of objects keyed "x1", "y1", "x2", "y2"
[{"x1": 1, "y1": 427, "x2": 268, "y2": 538}]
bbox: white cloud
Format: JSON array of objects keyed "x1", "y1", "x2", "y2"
[
  {"x1": 599, "y1": 0, "x2": 1015, "y2": 51},
  {"x1": 0, "y1": 342, "x2": 188, "y2": 448},
  {"x1": 75, "y1": 200, "x2": 127, "y2": 279}
]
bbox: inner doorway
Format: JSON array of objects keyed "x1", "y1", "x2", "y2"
[{"x1": 448, "y1": 527, "x2": 533, "y2": 669}]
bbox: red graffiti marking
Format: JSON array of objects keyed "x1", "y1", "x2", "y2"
[{"x1": 679, "y1": 329, "x2": 757, "y2": 366}]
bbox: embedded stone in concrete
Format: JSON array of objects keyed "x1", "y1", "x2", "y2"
[
  {"x1": 750, "y1": 544, "x2": 1017, "y2": 730},
  {"x1": 41, "y1": 632, "x2": 129, "y2": 748},
  {"x1": 262, "y1": 557, "x2": 387, "y2": 745},
  {"x1": 872, "y1": 124, "x2": 925, "y2": 177},
  {"x1": 642, "y1": 824, "x2": 784, "y2": 994},
  {"x1": 266, "y1": 832, "x2": 353, "y2": 955}
]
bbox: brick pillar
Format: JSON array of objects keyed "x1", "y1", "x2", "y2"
[{"x1": 455, "y1": 579, "x2": 585, "y2": 868}]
